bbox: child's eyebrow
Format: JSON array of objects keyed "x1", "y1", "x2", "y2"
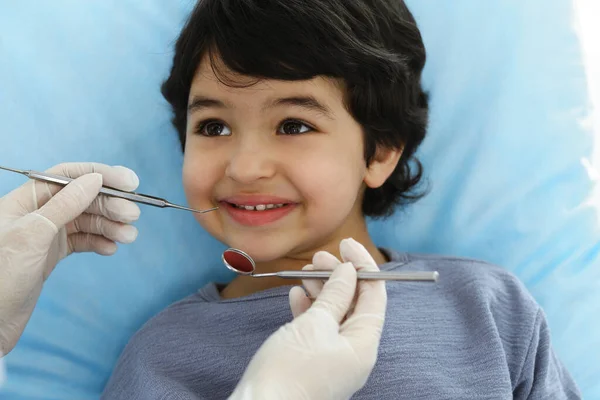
[
  {"x1": 265, "y1": 96, "x2": 334, "y2": 120},
  {"x1": 187, "y1": 96, "x2": 227, "y2": 114},
  {"x1": 187, "y1": 95, "x2": 334, "y2": 120}
]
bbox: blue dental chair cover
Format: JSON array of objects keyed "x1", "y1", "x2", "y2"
[{"x1": 0, "y1": 0, "x2": 598, "y2": 398}]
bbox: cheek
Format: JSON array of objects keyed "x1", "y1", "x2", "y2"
[
  {"x1": 182, "y1": 147, "x2": 227, "y2": 240},
  {"x1": 182, "y1": 147, "x2": 218, "y2": 204},
  {"x1": 295, "y1": 143, "x2": 365, "y2": 216}
]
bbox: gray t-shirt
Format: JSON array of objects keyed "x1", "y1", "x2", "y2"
[{"x1": 101, "y1": 249, "x2": 580, "y2": 399}]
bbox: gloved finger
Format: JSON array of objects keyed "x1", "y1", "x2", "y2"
[
  {"x1": 309, "y1": 262, "x2": 358, "y2": 324},
  {"x1": 46, "y1": 163, "x2": 139, "y2": 192},
  {"x1": 35, "y1": 174, "x2": 104, "y2": 232},
  {"x1": 85, "y1": 196, "x2": 141, "y2": 223},
  {"x1": 66, "y1": 213, "x2": 138, "y2": 244},
  {"x1": 67, "y1": 232, "x2": 117, "y2": 256},
  {"x1": 313, "y1": 250, "x2": 342, "y2": 268},
  {"x1": 340, "y1": 299, "x2": 386, "y2": 368},
  {"x1": 302, "y1": 251, "x2": 342, "y2": 298},
  {"x1": 340, "y1": 238, "x2": 378, "y2": 272},
  {"x1": 339, "y1": 239, "x2": 387, "y2": 346},
  {"x1": 289, "y1": 286, "x2": 312, "y2": 319},
  {"x1": 301, "y1": 265, "x2": 322, "y2": 300},
  {"x1": 340, "y1": 311, "x2": 385, "y2": 376},
  {"x1": 340, "y1": 238, "x2": 385, "y2": 316},
  {"x1": 32, "y1": 163, "x2": 139, "y2": 212}
]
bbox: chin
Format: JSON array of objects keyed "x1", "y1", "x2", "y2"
[
  {"x1": 233, "y1": 244, "x2": 288, "y2": 264},
  {"x1": 221, "y1": 234, "x2": 297, "y2": 263}
]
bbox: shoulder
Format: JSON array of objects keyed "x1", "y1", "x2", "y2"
[
  {"x1": 138, "y1": 292, "x2": 209, "y2": 336},
  {"x1": 383, "y1": 252, "x2": 545, "y2": 388},
  {"x1": 385, "y1": 251, "x2": 542, "y2": 348},
  {"x1": 395, "y1": 251, "x2": 540, "y2": 315},
  {"x1": 114, "y1": 292, "x2": 207, "y2": 358},
  {"x1": 372, "y1": 251, "x2": 579, "y2": 397}
]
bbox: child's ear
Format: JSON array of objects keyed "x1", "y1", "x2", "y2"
[{"x1": 364, "y1": 146, "x2": 403, "y2": 189}]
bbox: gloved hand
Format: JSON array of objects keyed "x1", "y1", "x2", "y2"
[
  {"x1": 229, "y1": 238, "x2": 387, "y2": 400},
  {"x1": 0, "y1": 163, "x2": 140, "y2": 356}
]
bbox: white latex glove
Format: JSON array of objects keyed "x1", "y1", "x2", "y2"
[
  {"x1": 229, "y1": 238, "x2": 387, "y2": 400},
  {"x1": 0, "y1": 163, "x2": 140, "y2": 356}
]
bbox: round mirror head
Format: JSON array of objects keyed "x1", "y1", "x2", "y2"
[{"x1": 222, "y1": 248, "x2": 256, "y2": 275}]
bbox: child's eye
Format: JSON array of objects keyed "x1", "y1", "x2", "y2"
[
  {"x1": 278, "y1": 120, "x2": 314, "y2": 135},
  {"x1": 195, "y1": 120, "x2": 232, "y2": 137}
]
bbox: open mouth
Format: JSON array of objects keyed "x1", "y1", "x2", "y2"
[
  {"x1": 221, "y1": 201, "x2": 297, "y2": 226},
  {"x1": 226, "y1": 202, "x2": 291, "y2": 211}
]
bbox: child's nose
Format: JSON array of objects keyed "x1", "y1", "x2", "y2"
[{"x1": 225, "y1": 139, "x2": 277, "y2": 184}]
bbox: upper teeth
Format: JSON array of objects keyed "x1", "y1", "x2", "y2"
[{"x1": 234, "y1": 203, "x2": 286, "y2": 211}]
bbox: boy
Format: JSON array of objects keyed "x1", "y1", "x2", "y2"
[{"x1": 102, "y1": 0, "x2": 580, "y2": 398}]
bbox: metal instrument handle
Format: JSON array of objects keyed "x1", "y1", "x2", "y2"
[
  {"x1": 276, "y1": 270, "x2": 439, "y2": 282},
  {"x1": 27, "y1": 170, "x2": 168, "y2": 207}
]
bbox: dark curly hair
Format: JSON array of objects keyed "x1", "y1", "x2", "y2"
[{"x1": 161, "y1": 0, "x2": 429, "y2": 218}]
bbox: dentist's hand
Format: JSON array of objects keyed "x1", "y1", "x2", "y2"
[
  {"x1": 0, "y1": 163, "x2": 140, "y2": 356},
  {"x1": 230, "y1": 238, "x2": 387, "y2": 400}
]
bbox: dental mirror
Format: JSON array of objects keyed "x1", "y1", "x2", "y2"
[{"x1": 222, "y1": 248, "x2": 439, "y2": 282}]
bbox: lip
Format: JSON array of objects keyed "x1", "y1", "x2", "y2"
[{"x1": 219, "y1": 196, "x2": 298, "y2": 227}]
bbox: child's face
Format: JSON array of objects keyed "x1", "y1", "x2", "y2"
[{"x1": 182, "y1": 55, "x2": 392, "y2": 264}]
